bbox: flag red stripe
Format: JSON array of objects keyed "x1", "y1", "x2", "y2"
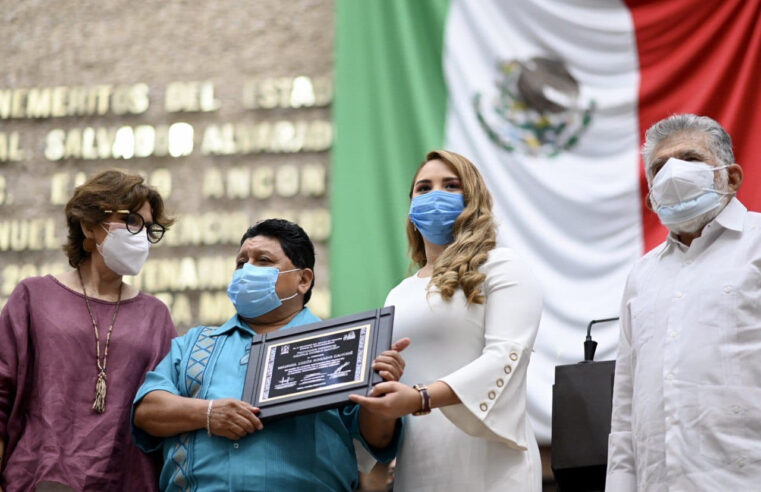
[{"x1": 626, "y1": 0, "x2": 761, "y2": 251}]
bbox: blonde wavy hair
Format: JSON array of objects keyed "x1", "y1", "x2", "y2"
[{"x1": 407, "y1": 150, "x2": 497, "y2": 304}]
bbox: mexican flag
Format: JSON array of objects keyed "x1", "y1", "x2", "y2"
[{"x1": 331, "y1": 0, "x2": 761, "y2": 442}]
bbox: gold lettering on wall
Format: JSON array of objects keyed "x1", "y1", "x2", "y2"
[
  {"x1": 0, "y1": 84, "x2": 150, "y2": 119},
  {"x1": 161, "y1": 212, "x2": 252, "y2": 247},
  {"x1": 126, "y1": 255, "x2": 234, "y2": 292},
  {"x1": 0, "y1": 208, "x2": 327, "y2": 253},
  {"x1": 242, "y1": 76, "x2": 333, "y2": 109},
  {"x1": 252, "y1": 208, "x2": 331, "y2": 242},
  {"x1": 44, "y1": 122, "x2": 194, "y2": 161},
  {"x1": 301, "y1": 163, "x2": 327, "y2": 197},
  {"x1": 201, "y1": 163, "x2": 326, "y2": 201},
  {"x1": 165, "y1": 81, "x2": 220, "y2": 113},
  {"x1": 0, "y1": 132, "x2": 25, "y2": 162},
  {"x1": 0, "y1": 219, "x2": 59, "y2": 251},
  {"x1": 167, "y1": 122, "x2": 195, "y2": 157},
  {"x1": 1, "y1": 74, "x2": 334, "y2": 325},
  {"x1": 201, "y1": 120, "x2": 332, "y2": 155},
  {"x1": 26, "y1": 87, "x2": 51, "y2": 118},
  {"x1": 10, "y1": 88, "x2": 26, "y2": 118},
  {"x1": 51, "y1": 170, "x2": 167, "y2": 205}
]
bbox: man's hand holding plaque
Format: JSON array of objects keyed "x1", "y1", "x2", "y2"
[{"x1": 241, "y1": 306, "x2": 407, "y2": 422}]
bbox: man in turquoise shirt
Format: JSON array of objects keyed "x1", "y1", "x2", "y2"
[{"x1": 132, "y1": 219, "x2": 406, "y2": 491}]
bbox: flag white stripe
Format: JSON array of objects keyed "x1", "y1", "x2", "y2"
[{"x1": 442, "y1": 0, "x2": 642, "y2": 442}]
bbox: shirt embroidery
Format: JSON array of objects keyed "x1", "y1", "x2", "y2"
[{"x1": 169, "y1": 326, "x2": 218, "y2": 492}]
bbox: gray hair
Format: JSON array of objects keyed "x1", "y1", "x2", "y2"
[{"x1": 642, "y1": 114, "x2": 735, "y2": 181}]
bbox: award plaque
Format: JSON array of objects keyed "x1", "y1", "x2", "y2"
[{"x1": 241, "y1": 306, "x2": 394, "y2": 422}]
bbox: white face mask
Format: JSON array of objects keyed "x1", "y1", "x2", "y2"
[
  {"x1": 96, "y1": 224, "x2": 151, "y2": 276},
  {"x1": 649, "y1": 157, "x2": 730, "y2": 228}
]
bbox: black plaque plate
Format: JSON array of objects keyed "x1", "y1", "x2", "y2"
[{"x1": 241, "y1": 306, "x2": 394, "y2": 422}]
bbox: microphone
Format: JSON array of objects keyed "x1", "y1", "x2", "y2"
[{"x1": 583, "y1": 317, "x2": 619, "y2": 362}]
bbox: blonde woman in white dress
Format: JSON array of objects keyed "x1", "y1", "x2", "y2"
[{"x1": 350, "y1": 150, "x2": 543, "y2": 491}]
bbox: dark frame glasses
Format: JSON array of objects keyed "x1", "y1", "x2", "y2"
[{"x1": 103, "y1": 209, "x2": 166, "y2": 244}]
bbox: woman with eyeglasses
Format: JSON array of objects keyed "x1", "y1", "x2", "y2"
[{"x1": 0, "y1": 170, "x2": 176, "y2": 492}]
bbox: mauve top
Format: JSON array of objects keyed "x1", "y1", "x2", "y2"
[{"x1": 0, "y1": 275, "x2": 176, "y2": 492}]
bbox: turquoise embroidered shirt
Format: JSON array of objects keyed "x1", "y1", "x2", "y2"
[{"x1": 132, "y1": 308, "x2": 400, "y2": 492}]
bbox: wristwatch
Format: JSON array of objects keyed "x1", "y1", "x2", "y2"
[{"x1": 412, "y1": 384, "x2": 432, "y2": 416}]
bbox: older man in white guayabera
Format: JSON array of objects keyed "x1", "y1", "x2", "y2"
[{"x1": 606, "y1": 114, "x2": 761, "y2": 491}]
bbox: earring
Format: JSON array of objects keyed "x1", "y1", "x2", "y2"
[{"x1": 83, "y1": 237, "x2": 95, "y2": 252}]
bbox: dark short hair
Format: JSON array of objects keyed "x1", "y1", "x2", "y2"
[
  {"x1": 63, "y1": 169, "x2": 174, "y2": 268},
  {"x1": 240, "y1": 219, "x2": 316, "y2": 304}
]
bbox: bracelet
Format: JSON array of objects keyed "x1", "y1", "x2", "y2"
[
  {"x1": 412, "y1": 384, "x2": 431, "y2": 416},
  {"x1": 206, "y1": 399, "x2": 214, "y2": 437}
]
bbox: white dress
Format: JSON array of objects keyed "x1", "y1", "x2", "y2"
[{"x1": 386, "y1": 247, "x2": 543, "y2": 492}]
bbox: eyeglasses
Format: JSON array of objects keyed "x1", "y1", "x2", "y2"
[{"x1": 103, "y1": 209, "x2": 166, "y2": 244}]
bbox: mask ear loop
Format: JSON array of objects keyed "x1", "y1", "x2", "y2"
[
  {"x1": 101, "y1": 222, "x2": 127, "y2": 233},
  {"x1": 645, "y1": 189, "x2": 656, "y2": 209},
  {"x1": 701, "y1": 164, "x2": 734, "y2": 196},
  {"x1": 279, "y1": 292, "x2": 299, "y2": 302},
  {"x1": 277, "y1": 268, "x2": 303, "y2": 302}
]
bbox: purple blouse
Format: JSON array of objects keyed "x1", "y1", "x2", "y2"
[{"x1": 0, "y1": 275, "x2": 176, "y2": 492}]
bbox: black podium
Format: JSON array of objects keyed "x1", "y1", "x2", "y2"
[{"x1": 551, "y1": 318, "x2": 618, "y2": 492}]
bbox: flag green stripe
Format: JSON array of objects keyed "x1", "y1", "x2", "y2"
[{"x1": 331, "y1": 0, "x2": 450, "y2": 316}]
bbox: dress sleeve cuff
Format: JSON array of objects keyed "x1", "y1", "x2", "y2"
[{"x1": 438, "y1": 340, "x2": 530, "y2": 450}]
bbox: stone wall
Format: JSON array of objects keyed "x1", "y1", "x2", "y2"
[{"x1": 0, "y1": 0, "x2": 335, "y2": 332}]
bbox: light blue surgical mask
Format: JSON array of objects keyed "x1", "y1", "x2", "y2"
[
  {"x1": 227, "y1": 263, "x2": 301, "y2": 319},
  {"x1": 408, "y1": 190, "x2": 466, "y2": 245},
  {"x1": 649, "y1": 158, "x2": 731, "y2": 226}
]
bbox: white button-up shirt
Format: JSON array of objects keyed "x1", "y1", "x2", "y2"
[{"x1": 606, "y1": 198, "x2": 761, "y2": 491}]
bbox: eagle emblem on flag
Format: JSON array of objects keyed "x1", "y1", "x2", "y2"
[{"x1": 474, "y1": 57, "x2": 595, "y2": 157}]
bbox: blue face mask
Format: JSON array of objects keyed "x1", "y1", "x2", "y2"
[
  {"x1": 655, "y1": 191, "x2": 724, "y2": 226},
  {"x1": 408, "y1": 190, "x2": 466, "y2": 245},
  {"x1": 226, "y1": 263, "x2": 300, "y2": 319}
]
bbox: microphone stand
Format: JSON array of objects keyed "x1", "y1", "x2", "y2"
[{"x1": 583, "y1": 317, "x2": 619, "y2": 362}]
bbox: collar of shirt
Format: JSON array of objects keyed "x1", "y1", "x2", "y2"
[
  {"x1": 659, "y1": 197, "x2": 746, "y2": 257},
  {"x1": 210, "y1": 307, "x2": 317, "y2": 337}
]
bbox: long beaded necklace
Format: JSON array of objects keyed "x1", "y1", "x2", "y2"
[{"x1": 78, "y1": 269, "x2": 123, "y2": 414}]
